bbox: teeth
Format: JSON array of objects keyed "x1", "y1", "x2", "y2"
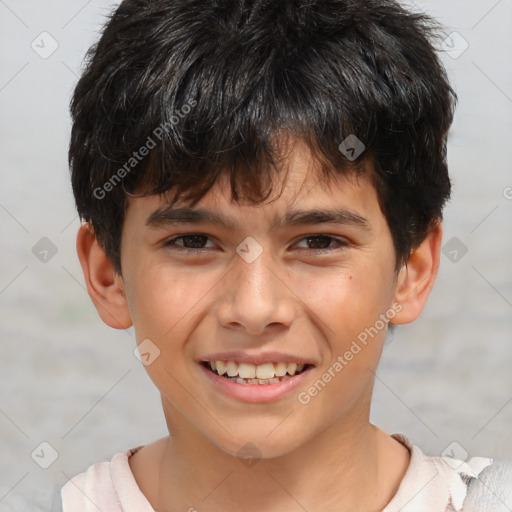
[
  {"x1": 256, "y1": 363, "x2": 275, "y2": 380},
  {"x1": 238, "y1": 363, "x2": 256, "y2": 379},
  {"x1": 287, "y1": 363, "x2": 297, "y2": 376},
  {"x1": 215, "y1": 361, "x2": 227, "y2": 376},
  {"x1": 206, "y1": 360, "x2": 308, "y2": 381},
  {"x1": 226, "y1": 361, "x2": 238, "y2": 377},
  {"x1": 275, "y1": 362, "x2": 287, "y2": 377}
]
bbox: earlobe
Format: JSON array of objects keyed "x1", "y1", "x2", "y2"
[
  {"x1": 391, "y1": 222, "x2": 443, "y2": 325},
  {"x1": 76, "y1": 223, "x2": 133, "y2": 329}
]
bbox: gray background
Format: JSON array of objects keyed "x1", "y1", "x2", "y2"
[{"x1": 0, "y1": 0, "x2": 511, "y2": 509}]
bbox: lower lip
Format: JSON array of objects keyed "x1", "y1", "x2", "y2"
[{"x1": 199, "y1": 363, "x2": 313, "y2": 403}]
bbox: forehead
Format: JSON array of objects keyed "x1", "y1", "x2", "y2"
[{"x1": 125, "y1": 140, "x2": 380, "y2": 229}]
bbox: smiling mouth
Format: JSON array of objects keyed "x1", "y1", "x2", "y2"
[{"x1": 201, "y1": 360, "x2": 312, "y2": 385}]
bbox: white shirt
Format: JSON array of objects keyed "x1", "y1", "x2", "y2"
[{"x1": 61, "y1": 433, "x2": 496, "y2": 512}]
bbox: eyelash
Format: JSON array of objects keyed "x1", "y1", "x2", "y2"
[{"x1": 162, "y1": 233, "x2": 350, "y2": 254}]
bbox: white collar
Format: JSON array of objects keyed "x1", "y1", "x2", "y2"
[{"x1": 383, "y1": 433, "x2": 493, "y2": 512}]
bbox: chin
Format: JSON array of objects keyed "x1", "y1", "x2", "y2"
[{"x1": 205, "y1": 421, "x2": 313, "y2": 462}]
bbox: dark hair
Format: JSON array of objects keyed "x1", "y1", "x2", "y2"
[{"x1": 69, "y1": 0, "x2": 456, "y2": 274}]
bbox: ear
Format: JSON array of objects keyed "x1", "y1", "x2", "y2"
[
  {"x1": 76, "y1": 223, "x2": 132, "y2": 329},
  {"x1": 391, "y1": 221, "x2": 443, "y2": 325}
]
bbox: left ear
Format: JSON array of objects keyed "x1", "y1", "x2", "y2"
[{"x1": 391, "y1": 221, "x2": 443, "y2": 325}]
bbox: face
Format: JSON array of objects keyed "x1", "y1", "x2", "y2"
[{"x1": 117, "y1": 141, "x2": 404, "y2": 459}]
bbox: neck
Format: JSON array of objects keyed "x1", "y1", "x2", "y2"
[{"x1": 151, "y1": 408, "x2": 409, "y2": 512}]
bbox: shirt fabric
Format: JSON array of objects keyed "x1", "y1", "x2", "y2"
[{"x1": 61, "y1": 433, "x2": 495, "y2": 512}]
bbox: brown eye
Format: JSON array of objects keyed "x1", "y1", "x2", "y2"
[
  {"x1": 294, "y1": 235, "x2": 349, "y2": 251},
  {"x1": 164, "y1": 234, "x2": 214, "y2": 251}
]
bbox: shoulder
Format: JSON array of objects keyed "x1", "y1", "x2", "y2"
[
  {"x1": 61, "y1": 458, "x2": 120, "y2": 512},
  {"x1": 463, "y1": 458, "x2": 512, "y2": 511},
  {"x1": 60, "y1": 447, "x2": 154, "y2": 512},
  {"x1": 384, "y1": 433, "x2": 511, "y2": 512}
]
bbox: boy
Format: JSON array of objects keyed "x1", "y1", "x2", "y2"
[{"x1": 61, "y1": 0, "x2": 510, "y2": 510}]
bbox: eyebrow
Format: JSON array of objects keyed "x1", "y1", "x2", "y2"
[{"x1": 146, "y1": 205, "x2": 370, "y2": 231}]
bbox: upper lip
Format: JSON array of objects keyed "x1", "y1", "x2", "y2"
[{"x1": 200, "y1": 351, "x2": 316, "y2": 366}]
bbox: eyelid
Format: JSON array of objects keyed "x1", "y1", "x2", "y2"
[
  {"x1": 162, "y1": 233, "x2": 351, "y2": 252},
  {"x1": 162, "y1": 233, "x2": 215, "y2": 250},
  {"x1": 294, "y1": 235, "x2": 351, "y2": 249}
]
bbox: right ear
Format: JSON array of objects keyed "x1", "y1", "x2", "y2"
[{"x1": 76, "y1": 223, "x2": 132, "y2": 329}]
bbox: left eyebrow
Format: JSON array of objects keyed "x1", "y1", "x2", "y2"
[
  {"x1": 279, "y1": 208, "x2": 370, "y2": 230},
  {"x1": 146, "y1": 206, "x2": 370, "y2": 231}
]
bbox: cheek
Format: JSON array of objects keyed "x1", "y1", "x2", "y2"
[
  {"x1": 127, "y1": 268, "x2": 205, "y2": 398},
  {"x1": 294, "y1": 273, "x2": 392, "y2": 418},
  {"x1": 297, "y1": 263, "x2": 393, "y2": 337},
  {"x1": 127, "y1": 263, "x2": 203, "y2": 335}
]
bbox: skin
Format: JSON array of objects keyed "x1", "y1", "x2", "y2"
[{"x1": 77, "y1": 138, "x2": 443, "y2": 512}]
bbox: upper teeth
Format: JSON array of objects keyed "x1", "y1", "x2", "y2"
[{"x1": 208, "y1": 361, "x2": 305, "y2": 379}]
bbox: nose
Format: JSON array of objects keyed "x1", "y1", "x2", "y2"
[{"x1": 215, "y1": 252, "x2": 296, "y2": 336}]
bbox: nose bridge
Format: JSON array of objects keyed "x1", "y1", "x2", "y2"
[
  {"x1": 236, "y1": 252, "x2": 276, "y2": 303},
  {"x1": 216, "y1": 247, "x2": 295, "y2": 335}
]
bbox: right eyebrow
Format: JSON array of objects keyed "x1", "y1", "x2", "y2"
[{"x1": 146, "y1": 206, "x2": 237, "y2": 230}]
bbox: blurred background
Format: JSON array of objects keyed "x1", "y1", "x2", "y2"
[{"x1": 0, "y1": 0, "x2": 511, "y2": 509}]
